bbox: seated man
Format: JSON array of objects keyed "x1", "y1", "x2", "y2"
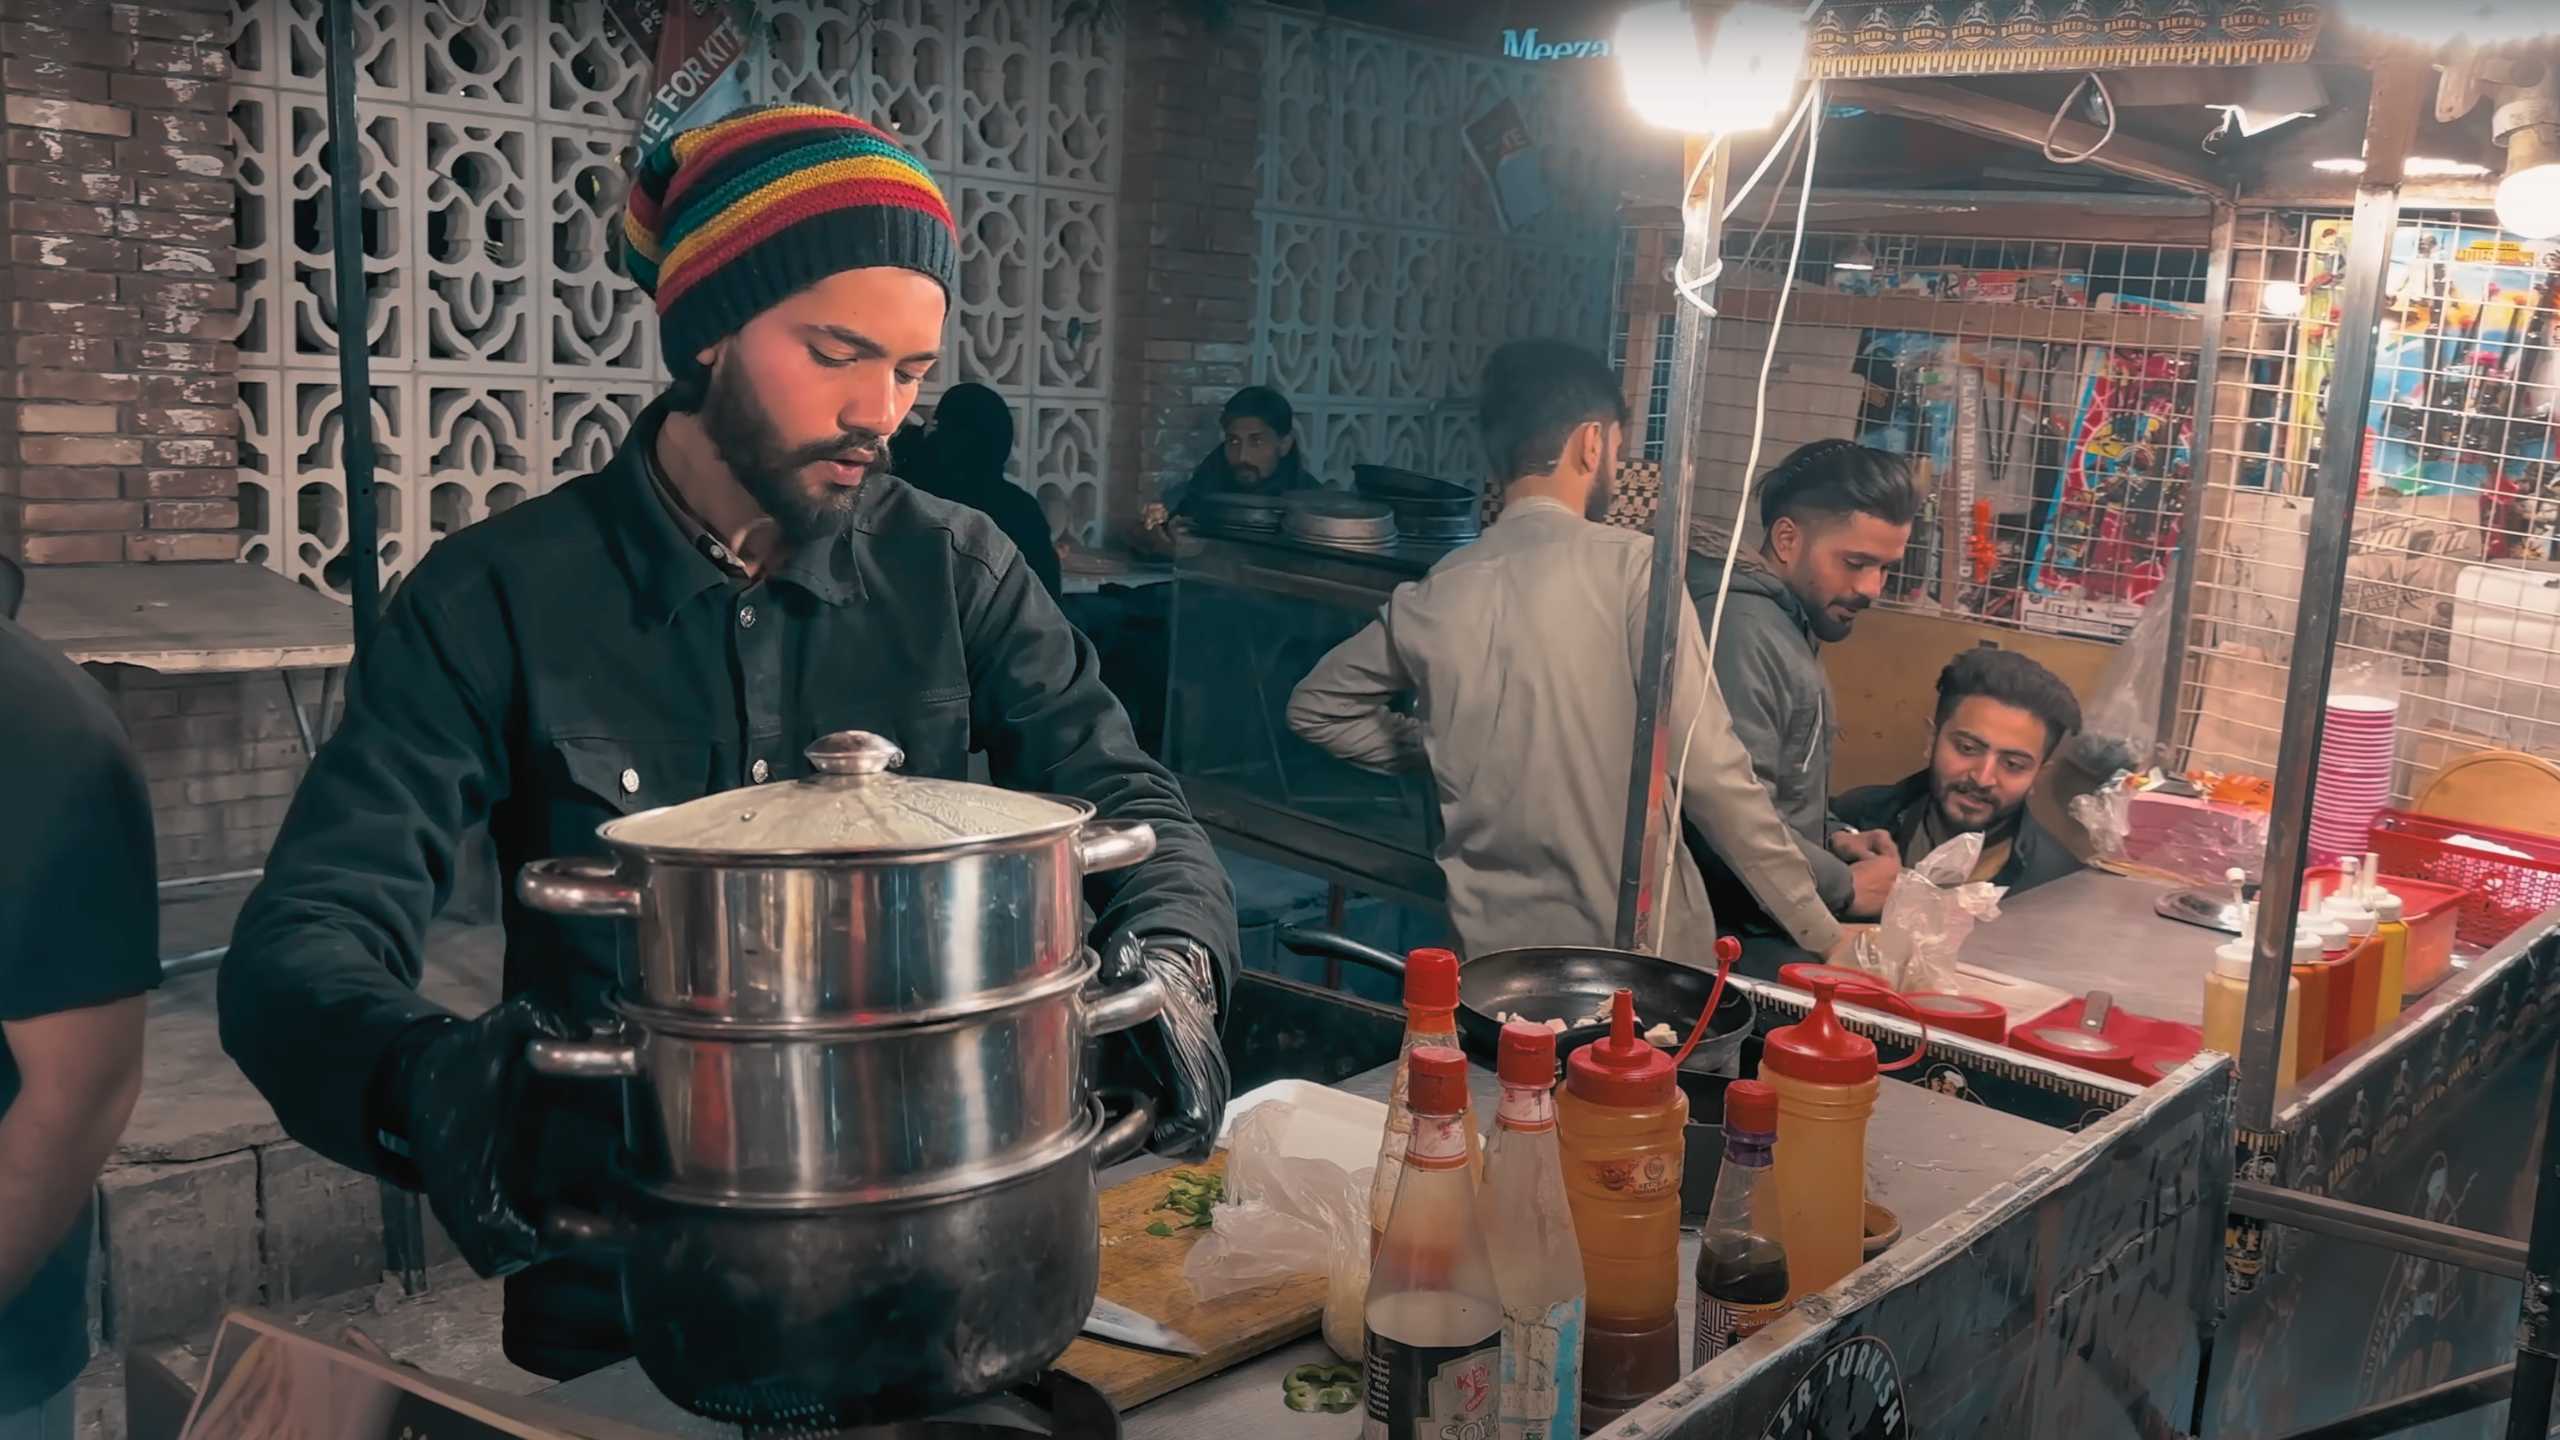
[
  {"x1": 892, "y1": 382, "x2": 1062, "y2": 598},
  {"x1": 1285, "y1": 338, "x2": 1844, "y2": 969},
  {"x1": 1136, "y1": 385, "x2": 1318, "y2": 550},
  {"x1": 1835, "y1": 648, "x2": 2085, "y2": 893},
  {"x1": 1691, "y1": 439, "x2": 1918, "y2": 931}
]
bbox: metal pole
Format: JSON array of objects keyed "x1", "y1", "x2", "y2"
[
  {"x1": 2153, "y1": 202, "x2": 2236, "y2": 764},
  {"x1": 2504, "y1": 1058, "x2": 2560, "y2": 1440},
  {"x1": 2229, "y1": 1180, "x2": 2528, "y2": 1280},
  {"x1": 2272, "y1": 1364, "x2": 2513, "y2": 1440},
  {"x1": 321, "y1": 0, "x2": 417, "y2": 1296},
  {"x1": 323, "y1": 0, "x2": 383, "y2": 647},
  {"x1": 2236, "y1": 63, "x2": 2420, "y2": 1129},
  {"x1": 1615, "y1": 125, "x2": 1728, "y2": 952}
]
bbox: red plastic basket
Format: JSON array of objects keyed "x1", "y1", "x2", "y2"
[{"x1": 2368, "y1": 810, "x2": 2560, "y2": 950}]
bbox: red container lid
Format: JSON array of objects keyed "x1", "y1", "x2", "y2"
[
  {"x1": 1408, "y1": 1045, "x2": 1469, "y2": 1113},
  {"x1": 1762, "y1": 978, "x2": 1881, "y2": 1085},
  {"x1": 1779, "y1": 962, "x2": 1895, "y2": 1000},
  {"x1": 1724, "y1": 1078, "x2": 1778, "y2": 1133},
  {"x1": 1564, "y1": 989, "x2": 1676, "y2": 1106},
  {"x1": 1497, "y1": 1020, "x2": 1558, "y2": 1086},
  {"x1": 1406, "y1": 948, "x2": 1460, "y2": 1012}
]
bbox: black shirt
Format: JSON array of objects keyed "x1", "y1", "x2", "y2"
[
  {"x1": 0, "y1": 618, "x2": 158, "y2": 1411},
  {"x1": 219, "y1": 399, "x2": 1237, "y2": 1377}
]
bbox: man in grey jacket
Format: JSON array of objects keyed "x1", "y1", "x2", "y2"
[
  {"x1": 1691, "y1": 439, "x2": 1918, "y2": 933},
  {"x1": 1288, "y1": 340, "x2": 1847, "y2": 969}
]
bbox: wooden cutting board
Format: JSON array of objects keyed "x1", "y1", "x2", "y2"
[{"x1": 1055, "y1": 1151, "x2": 1328, "y2": 1410}]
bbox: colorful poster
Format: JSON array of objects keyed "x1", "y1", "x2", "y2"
[
  {"x1": 2029, "y1": 346, "x2": 2195, "y2": 605},
  {"x1": 2289, "y1": 221, "x2": 2560, "y2": 528},
  {"x1": 632, "y1": 0, "x2": 750, "y2": 150}
]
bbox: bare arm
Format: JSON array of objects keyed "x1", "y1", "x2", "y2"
[
  {"x1": 0, "y1": 996, "x2": 145, "y2": 1308},
  {"x1": 1286, "y1": 618, "x2": 1426, "y2": 774}
]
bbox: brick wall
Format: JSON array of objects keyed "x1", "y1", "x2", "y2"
[
  {"x1": 1106, "y1": 5, "x2": 1267, "y2": 530},
  {"x1": 93, "y1": 667, "x2": 310, "y2": 881},
  {"x1": 0, "y1": 0, "x2": 240, "y2": 567}
]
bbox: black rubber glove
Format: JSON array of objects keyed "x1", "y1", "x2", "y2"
[
  {"x1": 1097, "y1": 932, "x2": 1230, "y2": 1161},
  {"x1": 382, "y1": 996, "x2": 575, "y2": 1279}
]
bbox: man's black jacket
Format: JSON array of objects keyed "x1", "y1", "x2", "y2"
[{"x1": 220, "y1": 400, "x2": 1235, "y2": 1376}]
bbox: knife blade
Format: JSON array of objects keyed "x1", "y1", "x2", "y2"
[{"x1": 1083, "y1": 1297, "x2": 1206, "y2": 1357}]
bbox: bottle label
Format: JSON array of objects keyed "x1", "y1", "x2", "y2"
[
  {"x1": 1694, "y1": 1294, "x2": 1789, "y2": 1369},
  {"x1": 1581, "y1": 1151, "x2": 1679, "y2": 1200},
  {"x1": 1499, "y1": 1296, "x2": 1582, "y2": 1440},
  {"x1": 1408, "y1": 1112, "x2": 1471, "y2": 1169},
  {"x1": 1363, "y1": 1332, "x2": 1499, "y2": 1440},
  {"x1": 1496, "y1": 1085, "x2": 1556, "y2": 1132}
]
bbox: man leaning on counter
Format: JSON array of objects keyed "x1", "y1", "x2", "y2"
[
  {"x1": 1286, "y1": 338, "x2": 1850, "y2": 970},
  {"x1": 216, "y1": 105, "x2": 1236, "y2": 1384},
  {"x1": 1691, "y1": 439, "x2": 1920, "y2": 933}
]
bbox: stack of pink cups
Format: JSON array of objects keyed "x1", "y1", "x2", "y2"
[{"x1": 2309, "y1": 692, "x2": 2397, "y2": 865}]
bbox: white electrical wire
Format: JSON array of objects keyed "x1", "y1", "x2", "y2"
[
  {"x1": 1664, "y1": 86, "x2": 1823, "y2": 322},
  {"x1": 1653, "y1": 82, "x2": 1826, "y2": 944},
  {"x1": 2042, "y1": 72, "x2": 2117, "y2": 165}
]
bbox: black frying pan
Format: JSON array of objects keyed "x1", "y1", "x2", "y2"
[{"x1": 1275, "y1": 928, "x2": 1754, "y2": 1073}]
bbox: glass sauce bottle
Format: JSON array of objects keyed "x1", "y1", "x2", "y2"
[
  {"x1": 1365, "y1": 1045, "x2": 1501, "y2": 1440},
  {"x1": 1371, "y1": 948, "x2": 1480, "y2": 1250},
  {"x1": 1694, "y1": 1079, "x2": 1790, "y2": 1368},
  {"x1": 1484, "y1": 1021, "x2": 1583, "y2": 1440}
]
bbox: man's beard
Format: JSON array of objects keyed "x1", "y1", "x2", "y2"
[
  {"x1": 1584, "y1": 470, "x2": 1617, "y2": 522},
  {"x1": 1806, "y1": 595, "x2": 1868, "y2": 644},
  {"x1": 1932, "y1": 781, "x2": 2011, "y2": 836},
  {"x1": 698, "y1": 358, "x2": 885, "y2": 546}
]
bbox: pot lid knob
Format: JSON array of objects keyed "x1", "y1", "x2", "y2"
[{"x1": 806, "y1": 730, "x2": 904, "y2": 778}]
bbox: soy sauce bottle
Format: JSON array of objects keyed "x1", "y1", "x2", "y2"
[{"x1": 1693, "y1": 1080, "x2": 1791, "y2": 1367}]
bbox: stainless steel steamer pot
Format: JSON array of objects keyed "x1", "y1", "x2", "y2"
[
  {"x1": 509, "y1": 729, "x2": 1180, "y2": 1425},
  {"x1": 518, "y1": 729, "x2": 1158, "y2": 1024}
]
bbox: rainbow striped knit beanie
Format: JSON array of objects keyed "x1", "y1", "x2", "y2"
[{"x1": 621, "y1": 104, "x2": 958, "y2": 376}]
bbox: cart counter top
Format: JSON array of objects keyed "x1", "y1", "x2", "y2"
[{"x1": 543, "y1": 1051, "x2": 2066, "y2": 1438}]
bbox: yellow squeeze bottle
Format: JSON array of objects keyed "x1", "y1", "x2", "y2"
[{"x1": 2369, "y1": 888, "x2": 2409, "y2": 1026}]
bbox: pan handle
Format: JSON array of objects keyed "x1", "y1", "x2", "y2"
[{"x1": 1275, "y1": 925, "x2": 1406, "y2": 977}]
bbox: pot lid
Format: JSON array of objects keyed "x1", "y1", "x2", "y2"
[{"x1": 597, "y1": 730, "x2": 1090, "y2": 857}]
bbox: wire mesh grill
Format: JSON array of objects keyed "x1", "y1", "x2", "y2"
[
  {"x1": 1617, "y1": 219, "x2": 2211, "y2": 643},
  {"x1": 2176, "y1": 211, "x2": 2560, "y2": 807}
]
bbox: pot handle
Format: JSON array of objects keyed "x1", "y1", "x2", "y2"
[
  {"x1": 1075, "y1": 820, "x2": 1157, "y2": 874},
  {"x1": 1096, "y1": 1095, "x2": 1159, "y2": 1167},
  {"x1": 1082, "y1": 971, "x2": 1166, "y2": 1038},
  {"x1": 524, "y1": 1035, "x2": 643, "y2": 1080},
  {"x1": 1275, "y1": 925, "x2": 1407, "y2": 977},
  {"x1": 517, "y1": 856, "x2": 642, "y2": 919}
]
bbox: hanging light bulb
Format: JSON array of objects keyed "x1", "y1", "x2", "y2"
[
  {"x1": 1615, "y1": 1, "x2": 1808, "y2": 136},
  {"x1": 2494, "y1": 77, "x2": 2560, "y2": 239},
  {"x1": 2260, "y1": 281, "x2": 2306, "y2": 318},
  {"x1": 1833, "y1": 235, "x2": 1877, "y2": 271}
]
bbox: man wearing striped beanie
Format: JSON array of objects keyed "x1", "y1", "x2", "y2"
[{"x1": 220, "y1": 105, "x2": 1236, "y2": 1389}]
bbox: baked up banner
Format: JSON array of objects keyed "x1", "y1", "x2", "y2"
[{"x1": 1803, "y1": 0, "x2": 2324, "y2": 78}]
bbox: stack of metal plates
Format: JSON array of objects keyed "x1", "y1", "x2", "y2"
[
  {"x1": 1282, "y1": 492, "x2": 1398, "y2": 550},
  {"x1": 1188, "y1": 491, "x2": 1289, "y2": 535},
  {"x1": 1353, "y1": 464, "x2": 1479, "y2": 545}
]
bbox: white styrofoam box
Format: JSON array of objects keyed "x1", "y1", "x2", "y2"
[
  {"x1": 2444, "y1": 564, "x2": 2560, "y2": 752},
  {"x1": 1216, "y1": 1080, "x2": 1389, "y2": 1178}
]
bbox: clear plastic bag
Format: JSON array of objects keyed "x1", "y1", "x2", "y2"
[
  {"x1": 1861, "y1": 832, "x2": 2006, "y2": 993},
  {"x1": 1183, "y1": 1102, "x2": 1374, "y2": 1362},
  {"x1": 2071, "y1": 770, "x2": 2270, "y2": 884},
  {"x1": 2062, "y1": 590, "x2": 2176, "y2": 778}
]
